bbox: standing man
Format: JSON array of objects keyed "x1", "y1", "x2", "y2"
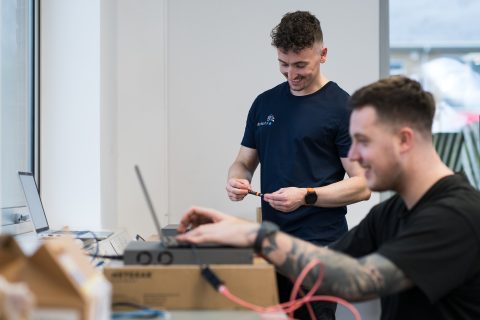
[
  {"x1": 179, "y1": 76, "x2": 480, "y2": 320},
  {"x1": 226, "y1": 11, "x2": 370, "y2": 319}
]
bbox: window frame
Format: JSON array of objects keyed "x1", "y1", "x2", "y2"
[{"x1": 1, "y1": 0, "x2": 39, "y2": 228}]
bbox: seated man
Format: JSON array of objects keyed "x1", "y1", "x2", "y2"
[{"x1": 176, "y1": 76, "x2": 480, "y2": 320}]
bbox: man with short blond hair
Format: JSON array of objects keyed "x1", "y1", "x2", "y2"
[{"x1": 179, "y1": 76, "x2": 480, "y2": 320}]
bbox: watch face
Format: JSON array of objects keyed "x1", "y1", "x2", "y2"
[{"x1": 305, "y1": 191, "x2": 317, "y2": 205}]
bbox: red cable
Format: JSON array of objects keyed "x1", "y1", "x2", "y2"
[
  {"x1": 287, "y1": 259, "x2": 324, "y2": 319},
  {"x1": 218, "y1": 286, "x2": 281, "y2": 313},
  {"x1": 217, "y1": 258, "x2": 362, "y2": 320},
  {"x1": 220, "y1": 286, "x2": 361, "y2": 320},
  {"x1": 292, "y1": 287, "x2": 316, "y2": 320}
]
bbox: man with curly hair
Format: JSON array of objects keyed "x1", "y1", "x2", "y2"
[{"x1": 225, "y1": 11, "x2": 370, "y2": 319}]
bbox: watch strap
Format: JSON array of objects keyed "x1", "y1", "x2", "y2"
[{"x1": 305, "y1": 187, "x2": 317, "y2": 205}]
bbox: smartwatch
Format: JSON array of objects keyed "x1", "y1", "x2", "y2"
[
  {"x1": 253, "y1": 221, "x2": 279, "y2": 254},
  {"x1": 304, "y1": 187, "x2": 317, "y2": 205}
]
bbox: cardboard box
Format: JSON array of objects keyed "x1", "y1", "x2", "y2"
[
  {"x1": 104, "y1": 258, "x2": 278, "y2": 310},
  {"x1": 0, "y1": 235, "x2": 111, "y2": 320}
]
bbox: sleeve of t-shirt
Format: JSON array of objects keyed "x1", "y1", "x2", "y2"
[
  {"x1": 240, "y1": 97, "x2": 259, "y2": 149},
  {"x1": 335, "y1": 101, "x2": 352, "y2": 158},
  {"x1": 377, "y1": 207, "x2": 478, "y2": 303},
  {"x1": 330, "y1": 204, "x2": 380, "y2": 257}
]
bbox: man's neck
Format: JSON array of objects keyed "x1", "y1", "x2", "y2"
[{"x1": 397, "y1": 149, "x2": 453, "y2": 209}]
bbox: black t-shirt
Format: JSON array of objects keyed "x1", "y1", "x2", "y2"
[
  {"x1": 241, "y1": 81, "x2": 351, "y2": 243},
  {"x1": 331, "y1": 174, "x2": 480, "y2": 320}
]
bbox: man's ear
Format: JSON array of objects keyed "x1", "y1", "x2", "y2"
[
  {"x1": 398, "y1": 127, "x2": 414, "y2": 153},
  {"x1": 320, "y1": 47, "x2": 328, "y2": 63}
]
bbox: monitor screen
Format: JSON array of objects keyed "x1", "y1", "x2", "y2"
[{"x1": 18, "y1": 172, "x2": 49, "y2": 232}]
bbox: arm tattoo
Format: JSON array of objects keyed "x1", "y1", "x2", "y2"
[{"x1": 261, "y1": 233, "x2": 413, "y2": 301}]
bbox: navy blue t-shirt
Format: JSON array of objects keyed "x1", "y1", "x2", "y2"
[{"x1": 241, "y1": 81, "x2": 351, "y2": 243}]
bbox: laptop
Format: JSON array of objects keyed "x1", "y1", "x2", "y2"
[
  {"x1": 18, "y1": 171, "x2": 113, "y2": 240},
  {"x1": 135, "y1": 164, "x2": 251, "y2": 248},
  {"x1": 134, "y1": 165, "x2": 188, "y2": 247},
  {"x1": 122, "y1": 165, "x2": 253, "y2": 265}
]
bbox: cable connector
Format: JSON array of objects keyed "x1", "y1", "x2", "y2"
[{"x1": 201, "y1": 265, "x2": 224, "y2": 291}]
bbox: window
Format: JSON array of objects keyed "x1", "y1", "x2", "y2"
[
  {"x1": 1, "y1": 0, "x2": 36, "y2": 224},
  {"x1": 390, "y1": 0, "x2": 480, "y2": 189}
]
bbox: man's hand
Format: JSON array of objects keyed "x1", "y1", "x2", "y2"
[
  {"x1": 226, "y1": 178, "x2": 250, "y2": 201},
  {"x1": 263, "y1": 187, "x2": 306, "y2": 212},
  {"x1": 176, "y1": 206, "x2": 259, "y2": 247},
  {"x1": 176, "y1": 206, "x2": 227, "y2": 233}
]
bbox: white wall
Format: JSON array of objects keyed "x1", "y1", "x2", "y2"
[
  {"x1": 100, "y1": 0, "x2": 119, "y2": 229},
  {"x1": 115, "y1": 0, "x2": 381, "y2": 236},
  {"x1": 114, "y1": 0, "x2": 169, "y2": 235},
  {"x1": 40, "y1": 0, "x2": 102, "y2": 229},
  {"x1": 41, "y1": 0, "x2": 381, "y2": 236}
]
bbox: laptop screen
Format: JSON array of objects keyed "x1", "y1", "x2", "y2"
[
  {"x1": 18, "y1": 172, "x2": 49, "y2": 233},
  {"x1": 134, "y1": 165, "x2": 164, "y2": 239}
]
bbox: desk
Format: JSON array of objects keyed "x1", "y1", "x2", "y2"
[
  {"x1": 123, "y1": 310, "x2": 286, "y2": 319},
  {"x1": 13, "y1": 230, "x2": 41, "y2": 254},
  {"x1": 9, "y1": 234, "x2": 283, "y2": 319},
  {"x1": 31, "y1": 309, "x2": 283, "y2": 320},
  {"x1": 14, "y1": 228, "x2": 129, "y2": 256}
]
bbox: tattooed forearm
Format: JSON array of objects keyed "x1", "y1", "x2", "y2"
[{"x1": 261, "y1": 232, "x2": 413, "y2": 301}]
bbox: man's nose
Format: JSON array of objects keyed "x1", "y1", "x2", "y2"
[
  {"x1": 288, "y1": 69, "x2": 298, "y2": 80},
  {"x1": 348, "y1": 144, "x2": 359, "y2": 162}
]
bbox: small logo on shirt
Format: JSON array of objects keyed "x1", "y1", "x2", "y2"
[{"x1": 257, "y1": 114, "x2": 275, "y2": 127}]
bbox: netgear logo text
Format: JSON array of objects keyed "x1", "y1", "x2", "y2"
[{"x1": 257, "y1": 114, "x2": 275, "y2": 127}]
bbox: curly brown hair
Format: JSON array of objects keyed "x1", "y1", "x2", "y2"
[
  {"x1": 271, "y1": 11, "x2": 323, "y2": 52},
  {"x1": 350, "y1": 76, "x2": 436, "y2": 135}
]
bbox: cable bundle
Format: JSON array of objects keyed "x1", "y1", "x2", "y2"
[{"x1": 203, "y1": 259, "x2": 361, "y2": 320}]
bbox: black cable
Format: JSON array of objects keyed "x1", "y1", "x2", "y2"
[
  {"x1": 76, "y1": 230, "x2": 99, "y2": 262},
  {"x1": 191, "y1": 243, "x2": 225, "y2": 292},
  {"x1": 87, "y1": 253, "x2": 124, "y2": 260},
  {"x1": 190, "y1": 244, "x2": 200, "y2": 264},
  {"x1": 186, "y1": 241, "x2": 226, "y2": 292},
  {"x1": 201, "y1": 265, "x2": 224, "y2": 291}
]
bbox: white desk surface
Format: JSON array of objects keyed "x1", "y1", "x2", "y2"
[{"x1": 134, "y1": 310, "x2": 286, "y2": 319}]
